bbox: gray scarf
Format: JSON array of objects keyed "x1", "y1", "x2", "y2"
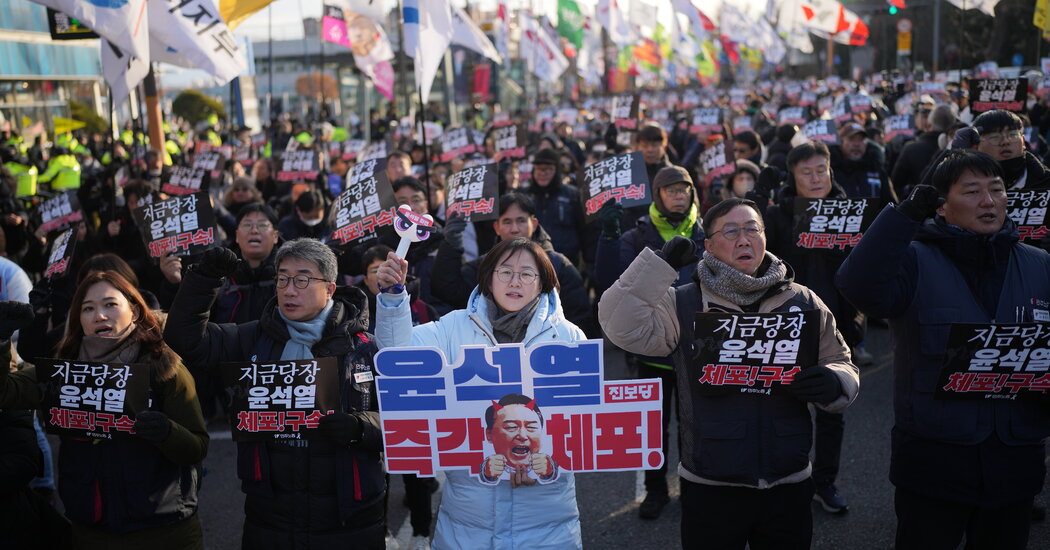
[
  {"x1": 696, "y1": 251, "x2": 788, "y2": 306},
  {"x1": 484, "y1": 295, "x2": 541, "y2": 344},
  {"x1": 78, "y1": 323, "x2": 141, "y2": 362}
]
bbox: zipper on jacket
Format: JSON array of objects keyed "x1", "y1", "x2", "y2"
[{"x1": 469, "y1": 313, "x2": 499, "y2": 346}]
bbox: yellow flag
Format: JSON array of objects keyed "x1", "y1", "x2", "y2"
[
  {"x1": 54, "y1": 117, "x2": 86, "y2": 134},
  {"x1": 220, "y1": 0, "x2": 277, "y2": 31},
  {"x1": 1037, "y1": 0, "x2": 1050, "y2": 31}
]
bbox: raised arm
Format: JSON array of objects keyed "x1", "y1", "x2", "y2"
[{"x1": 598, "y1": 244, "x2": 683, "y2": 358}]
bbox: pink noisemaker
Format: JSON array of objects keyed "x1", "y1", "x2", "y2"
[{"x1": 393, "y1": 204, "x2": 435, "y2": 258}]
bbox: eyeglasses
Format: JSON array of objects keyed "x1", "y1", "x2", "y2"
[
  {"x1": 494, "y1": 268, "x2": 538, "y2": 285},
  {"x1": 981, "y1": 130, "x2": 1023, "y2": 145},
  {"x1": 275, "y1": 275, "x2": 331, "y2": 289},
  {"x1": 238, "y1": 221, "x2": 273, "y2": 231},
  {"x1": 661, "y1": 186, "x2": 691, "y2": 197},
  {"x1": 710, "y1": 224, "x2": 763, "y2": 241}
]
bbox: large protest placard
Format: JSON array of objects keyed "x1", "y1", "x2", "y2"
[
  {"x1": 358, "y1": 141, "x2": 389, "y2": 163},
  {"x1": 778, "y1": 106, "x2": 808, "y2": 126},
  {"x1": 44, "y1": 224, "x2": 77, "y2": 279},
  {"x1": 691, "y1": 311, "x2": 821, "y2": 395},
  {"x1": 885, "y1": 114, "x2": 917, "y2": 141},
  {"x1": 970, "y1": 78, "x2": 1027, "y2": 113},
  {"x1": 1008, "y1": 189, "x2": 1050, "y2": 243},
  {"x1": 446, "y1": 163, "x2": 499, "y2": 222},
  {"x1": 492, "y1": 123, "x2": 526, "y2": 161},
  {"x1": 831, "y1": 99, "x2": 853, "y2": 125},
  {"x1": 732, "y1": 115, "x2": 753, "y2": 133},
  {"x1": 801, "y1": 119, "x2": 839, "y2": 145},
  {"x1": 612, "y1": 94, "x2": 640, "y2": 131},
  {"x1": 341, "y1": 139, "x2": 368, "y2": 161},
  {"x1": 37, "y1": 191, "x2": 83, "y2": 234},
  {"x1": 192, "y1": 150, "x2": 225, "y2": 180},
  {"x1": 435, "y1": 126, "x2": 480, "y2": 163},
  {"x1": 277, "y1": 150, "x2": 321, "y2": 182},
  {"x1": 699, "y1": 142, "x2": 734, "y2": 187},
  {"x1": 329, "y1": 158, "x2": 397, "y2": 246},
  {"x1": 690, "y1": 107, "x2": 723, "y2": 135},
  {"x1": 38, "y1": 359, "x2": 150, "y2": 440},
  {"x1": 792, "y1": 197, "x2": 877, "y2": 251},
  {"x1": 162, "y1": 165, "x2": 209, "y2": 195},
  {"x1": 848, "y1": 94, "x2": 873, "y2": 115},
  {"x1": 935, "y1": 323, "x2": 1050, "y2": 400},
  {"x1": 222, "y1": 357, "x2": 342, "y2": 441},
  {"x1": 376, "y1": 340, "x2": 664, "y2": 478},
  {"x1": 579, "y1": 152, "x2": 650, "y2": 220},
  {"x1": 132, "y1": 192, "x2": 217, "y2": 257}
]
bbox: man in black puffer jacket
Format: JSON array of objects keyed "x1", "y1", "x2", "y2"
[
  {"x1": 165, "y1": 239, "x2": 385, "y2": 549},
  {"x1": 831, "y1": 123, "x2": 899, "y2": 207},
  {"x1": 524, "y1": 148, "x2": 589, "y2": 266}
]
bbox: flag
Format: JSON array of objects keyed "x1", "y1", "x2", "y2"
[
  {"x1": 30, "y1": 0, "x2": 148, "y2": 61},
  {"x1": 403, "y1": 0, "x2": 452, "y2": 103},
  {"x1": 596, "y1": 0, "x2": 634, "y2": 47},
  {"x1": 53, "y1": 117, "x2": 86, "y2": 134},
  {"x1": 769, "y1": 0, "x2": 815, "y2": 54},
  {"x1": 798, "y1": 0, "x2": 851, "y2": 35},
  {"x1": 149, "y1": 0, "x2": 247, "y2": 84},
  {"x1": 494, "y1": 2, "x2": 510, "y2": 68},
  {"x1": 1037, "y1": 0, "x2": 1050, "y2": 31},
  {"x1": 577, "y1": 16, "x2": 605, "y2": 86},
  {"x1": 828, "y1": 7, "x2": 869, "y2": 46},
  {"x1": 219, "y1": 0, "x2": 277, "y2": 31},
  {"x1": 101, "y1": 40, "x2": 150, "y2": 106},
  {"x1": 521, "y1": 14, "x2": 570, "y2": 83},
  {"x1": 323, "y1": 2, "x2": 396, "y2": 101},
  {"x1": 557, "y1": 0, "x2": 585, "y2": 50},
  {"x1": 671, "y1": 0, "x2": 716, "y2": 42},
  {"x1": 945, "y1": 0, "x2": 1001, "y2": 17},
  {"x1": 451, "y1": 5, "x2": 502, "y2": 64}
]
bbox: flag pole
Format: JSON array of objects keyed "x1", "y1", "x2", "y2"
[{"x1": 417, "y1": 84, "x2": 431, "y2": 206}]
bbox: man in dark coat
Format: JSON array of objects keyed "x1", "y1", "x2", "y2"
[{"x1": 891, "y1": 104, "x2": 957, "y2": 196}]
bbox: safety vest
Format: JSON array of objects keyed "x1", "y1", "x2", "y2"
[
  {"x1": 7, "y1": 162, "x2": 37, "y2": 197},
  {"x1": 39, "y1": 154, "x2": 81, "y2": 190}
]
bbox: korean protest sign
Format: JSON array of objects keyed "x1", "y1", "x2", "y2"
[
  {"x1": 277, "y1": 150, "x2": 321, "y2": 182},
  {"x1": 446, "y1": 163, "x2": 499, "y2": 222},
  {"x1": 970, "y1": 78, "x2": 1027, "y2": 113},
  {"x1": 435, "y1": 126, "x2": 480, "y2": 163},
  {"x1": 801, "y1": 119, "x2": 839, "y2": 146},
  {"x1": 691, "y1": 311, "x2": 821, "y2": 395},
  {"x1": 37, "y1": 359, "x2": 150, "y2": 440},
  {"x1": 777, "y1": 106, "x2": 808, "y2": 126},
  {"x1": 329, "y1": 158, "x2": 398, "y2": 247},
  {"x1": 699, "y1": 141, "x2": 734, "y2": 187},
  {"x1": 492, "y1": 123, "x2": 526, "y2": 161},
  {"x1": 192, "y1": 150, "x2": 225, "y2": 180},
  {"x1": 848, "y1": 94, "x2": 873, "y2": 115},
  {"x1": 221, "y1": 357, "x2": 342, "y2": 441},
  {"x1": 885, "y1": 114, "x2": 917, "y2": 141},
  {"x1": 342, "y1": 139, "x2": 368, "y2": 161},
  {"x1": 935, "y1": 323, "x2": 1050, "y2": 400},
  {"x1": 375, "y1": 340, "x2": 665, "y2": 479},
  {"x1": 579, "y1": 151, "x2": 650, "y2": 221},
  {"x1": 612, "y1": 94, "x2": 641, "y2": 131},
  {"x1": 1008, "y1": 190, "x2": 1050, "y2": 243},
  {"x1": 132, "y1": 192, "x2": 217, "y2": 258},
  {"x1": 831, "y1": 98, "x2": 853, "y2": 125},
  {"x1": 358, "y1": 140, "x2": 389, "y2": 162},
  {"x1": 732, "y1": 115, "x2": 753, "y2": 133},
  {"x1": 792, "y1": 198, "x2": 877, "y2": 251},
  {"x1": 162, "y1": 165, "x2": 209, "y2": 195},
  {"x1": 690, "y1": 107, "x2": 723, "y2": 136},
  {"x1": 44, "y1": 223, "x2": 78, "y2": 279},
  {"x1": 37, "y1": 191, "x2": 83, "y2": 234}
]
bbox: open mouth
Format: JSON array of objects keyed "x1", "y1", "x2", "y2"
[
  {"x1": 511, "y1": 445, "x2": 531, "y2": 457},
  {"x1": 978, "y1": 213, "x2": 997, "y2": 222},
  {"x1": 736, "y1": 251, "x2": 754, "y2": 262},
  {"x1": 95, "y1": 325, "x2": 115, "y2": 336}
]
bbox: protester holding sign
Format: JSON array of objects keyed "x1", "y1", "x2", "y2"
[
  {"x1": 164, "y1": 238, "x2": 385, "y2": 548},
  {"x1": 836, "y1": 150, "x2": 1050, "y2": 549},
  {"x1": 972, "y1": 110, "x2": 1050, "y2": 190},
  {"x1": 599, "y1": 198, "x2": 858, "y2": 548},
  {"x1": 524, "y1": 148, "x2": 588, "y2": 266},
  {"x1": 831, "y1": 123, "x2": 898, "y2": 207},
  {"x1": 374, "y1": 237, "x2": 586, "y2": 550},
  {"x1": 0, "y1": 271, "x2": 208, "y2": 549}
]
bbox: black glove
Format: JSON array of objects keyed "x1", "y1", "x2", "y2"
[
  {"x1": 785, "y1": 366, "x2": 841, "y2": 404},
  {"x1": 950, "y1": 127, "x2": 980, "y2": 150},
  {"x1": 897, "y1": 184, "x2": 942, "y2": 223},
  {"x1": 598, "y1": 200, "x2": 623, "y2": 239},
  {"x1": 655, "y1": 236, "x2": 696, "y2": 271},
  {"x1": 28, "y1": 284, "x2": 52, "y2": 315},
  {"x1": 442, "y1": 214, "x2": 467, "y2": 251},
  {"x1": 134, "y1": 410, "x2": 172, "y2": 443},
  {"x1": 755, "y1": 166, "x2": 784, "y2": 199},
  {"x1": 318, "y1": 412, "x2": 363, "y2": 446},
  {"x1": 0, "y1": 301, "x2": 34, "y2": 340},
  {"x1": 192, "y1": 246, "x2": 240, "y2": 279},
  {"x1": 604, "y1": 123, "x2": 618, "y2": 150}
]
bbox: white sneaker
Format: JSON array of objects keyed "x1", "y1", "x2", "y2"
[{"x1": 409, "y1": 535, "x2": 431, "y2": 550}]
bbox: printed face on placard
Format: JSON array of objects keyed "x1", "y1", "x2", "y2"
[
  {"x1": 937, "y1": 169, "x2": 1007, "y2": 235},
  {"x1": 487, "y1": 403, "x2": 543, "y2": 470},
  {"x1": 80, "y1": 282, "x2": 137, "y2": 339}
]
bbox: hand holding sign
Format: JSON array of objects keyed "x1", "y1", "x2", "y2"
[
  {"x1": 133, "y1": 410, "x2": 172, "y2": 442},
  {"x1": 393, "y1": 204, "x2": 435, "y2": 259},
  {"x1": 784, "y1": 365, "x2": 841, "y2": 403}
]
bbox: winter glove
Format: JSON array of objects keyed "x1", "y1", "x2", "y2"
[
  {"x1": 655, "y1": 236, "x2": 696, "y2": 271},
  {"x1": 755, "y1": 166, "x2": 784, "y2": 199},
  {"x1": 598, "y1": 200, "x2": 623, "y2": 239},
  {"x1": 950, "y1": 127, "x2": 980, "y2": 150},
  {"x1": 896, "y1": 184, "x2": 942, "y2": 223},
  {"x1": 28, "y1": 284, "x2": 52, "y2": 315},
  {"x1": 442, "y1": 214, "x2": 467, "y2": 251},
  {"x1": 0, "y1": 301, "x2": 34, "y2": 340},
  {"x1": 785, "y1": 366, "x2": 841, "y2": 404},
  {"x1": 604, "y1": 123, "x2": 619, "y2": 151},
  {"x1": 319, "y1": 412, "x2": 363, "y2": 446},
  {"x1": 134, "y1": 410, "x2": 172, "y2": 443},
  {"x1": 191, "y1": 247, "x2": 240, "y2": 279}
]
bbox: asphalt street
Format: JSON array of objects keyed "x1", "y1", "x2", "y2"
[{"x1": 185, "y1": 325, "x2": 1050, "y2": 549}]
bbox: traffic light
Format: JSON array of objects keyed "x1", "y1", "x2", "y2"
[{"x1": 889, "y1": 5, "x2": 898, "y2": 14}]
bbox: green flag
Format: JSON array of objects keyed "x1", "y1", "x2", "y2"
[{"x1": 557, "y1": 0, "x2": 584, "y2": 50}]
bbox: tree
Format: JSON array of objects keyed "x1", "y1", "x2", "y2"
[
  {"x1": 171, "y1": 89, "x2": 226, "y2": 126},
  {"x1": 68, "y1": 99, "x2": 107, "y2": 134}
]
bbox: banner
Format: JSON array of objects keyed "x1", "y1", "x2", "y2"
[
  {"x1": 162, "y1": 166, "x2": 210, "y2": 196},
  {"x1": 579, "y1": 152, "x2": 650, "y2": 220},
  {"x1": 44, "y1": 224, "x2": 78, "y2": 279},
  {"x1": 47, "y1": 8, "x2": 98, "y2": 40},
  {"x1": 801, "y1": 119, "x2": 839, "y2": 145},
  {"x1": 492, "y1": 123, "x2": 526, "y2": 161},
  {"x1": 376, "y1": 340, "x2": 664, "y2": 477},
  {"x1": 690, "y1": 107, "x2": 723, "y2": 135},
  {"x1": 330, "y1": 158, "x2": 397, "y2": 246},
  {"x1": 37, "y1": 191, "x2": 83, "y2": 234},
  {"x1": 277, "y1": 150, "x2": 321, "y2": 182},
  {"x1": 38, "y1": 359, "x2": 150, "y2": 440},
  {"x1": 1007, "y1": 190, "x2": 1050, "y2": 243},
  {"x1": 699, "y1": 142, "x2": 734, "y2": 186},
  {"x1": 445, "y1": 163, "x2": 499, "y2": 222},
  {"x1": 691, "y1": 311, "x2": 821, "y2": 395},
  {"x1": 792, "y1": 197, "x2": 876, "y2": 251},
  {"x1": 936, "y1": 323, "x2": 1050, "y2": 400},
  {"x1": 222, "y1": 357, "x2": 342, "y2": 441},
  {"x1": 133, "y1": 192, "x2": 216, "y2": 258},
  {"x1": 970, "y1": 78, "x2": 1027, "y2": 113},
  {"x1": 149, "y1": 0, "x2": 247, "y2": 84}
]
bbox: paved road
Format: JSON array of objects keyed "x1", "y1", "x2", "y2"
[{"x1": 191, "y1": 326, "x2": 1050, "y2": 548}]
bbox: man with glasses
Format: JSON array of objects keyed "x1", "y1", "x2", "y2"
[
  {"x1": 973, "y1": 110, "x2": 1050, "y2": 190},
  {"x1": 599, "y1": 198, "x2": 859, "y2": 547},
  {"x1": 165, "y1": 238, "x2": 386, "y2": 549}
]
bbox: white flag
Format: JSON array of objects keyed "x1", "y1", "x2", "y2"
[
  {"x1": 149, "y1": 0, "x2": 247, "y2": 84},
  {"x1": 720, "y1": 4, "x2": 787, "y2": 65},
  {"x1": 577, "y1": 16, "x2": 605, "y2": 87},
  {"x1": 101, "y1": 40, "x2": 150, "y2": 106},
  {"x1": 770, "y1": 0, "x2": 815, "y2": 54},
  {"x1": 797, "y1": 0, "x2": 850, "y2": 35},
  {"x1": 521, "y1": 14, "x2": 569, "y2": 83},
  {"x1": 945, "y1": 0, "x2": 1001, "y2": 16},
  {"x1": 450, "y1": 5, "x2": 502, "y2": 64},
  {"x1": 31, "y1": 0, "x2": 149, "y2": 62},
  {"x1": 402, "y1": 0, "x2": 452, "y2": 103},
  {"x1": 596, "y1": 0, "x2": 634, "y2": 47}
]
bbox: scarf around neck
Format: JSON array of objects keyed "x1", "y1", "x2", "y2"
[
  {"x1": 484, "y1": 295, "x2": 541, "y2": 344},
  {"x1": 649, "y1": 202, "x2": 698, "y2": 242},
  {"x1": 696, "y1": 251, "x2": 788, "y2": 306},
  {"x1": 277, "y1": 300, "x2": 333, "y2": 360},
  {"x1": 78, "y1": 323, "x2": 141, "y2": 363}
]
